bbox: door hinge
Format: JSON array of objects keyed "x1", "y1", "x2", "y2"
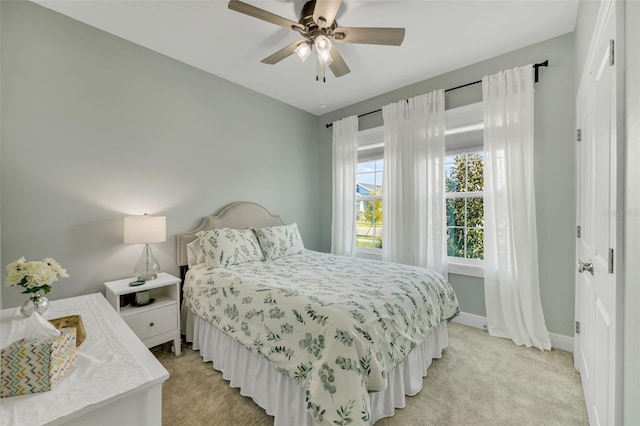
[
  {"x1": 577, "y1": 225, "x2": 581, "y2": 238},
  {"x1": 576, "y1": 321, "x2": 581, "y2": 334},
  {"x1": 577, "y1": 129, "x2": 582, "y2": 142},
  {"x1": 609, "y1": 39, "x2": 615, "y2": 66},
  {"x1": 609, "y1": 248, "x2": 614, "y2": 273}
]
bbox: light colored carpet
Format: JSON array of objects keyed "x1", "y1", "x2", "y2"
[{"x1": 153, "y1": 322, "x2": 588, "y2": 425}]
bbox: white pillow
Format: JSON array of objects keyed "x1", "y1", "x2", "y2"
[
  {"x1": 254, "y1": 223, "x2": 304, "y2": 260},
  {"x1": 186, "y1": 238, "x2": 205, "y2": 268},
  {"x1": 199, "y1": 228, "x2": 264, "y2": 268}
]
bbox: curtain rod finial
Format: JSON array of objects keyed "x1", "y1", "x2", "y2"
[{"x1": 533, "y1": 59, "x2": 549, "y2": 83}]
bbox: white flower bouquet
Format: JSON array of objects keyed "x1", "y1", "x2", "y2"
[{"x1": 5, "y1": 257, "x2": 69, "y2": 294}]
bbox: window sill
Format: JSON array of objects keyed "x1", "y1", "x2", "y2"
[{"x1": 447, "y1": 258, "x2": 484, "y2": 278}]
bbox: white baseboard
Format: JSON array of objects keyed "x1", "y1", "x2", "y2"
[
  {"x1": 452, "y1": 311, "x2": 487, "y2": 330},
  {"x1": 451, "y1": 311, "x2": 574, "y2": 352},
  {"x1": 548, "y1": 332, "x2": 574, "y2": 352}
]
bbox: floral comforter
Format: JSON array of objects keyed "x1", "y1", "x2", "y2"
[{"x1": 184, "y1": 250, "x2": 459, "y2": 425}]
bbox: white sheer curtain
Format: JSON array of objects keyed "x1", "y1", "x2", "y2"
[
  {"x1": 482, "y1": 65, "x2": 551, "y2": 351},
  {"x1": 382, "y1": 91, "x2": 447, "y2": 276},
  {"x1": 331, "y1": 115, "x2": 359, "y2": 256}
]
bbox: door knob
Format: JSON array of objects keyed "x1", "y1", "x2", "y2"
[{"x1": 577, "y1": 260, "x2": 594, "y2": 275}]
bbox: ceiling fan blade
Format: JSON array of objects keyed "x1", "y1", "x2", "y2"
[
  {"x1": 228, "y1": 0, "x2": 303, "y2": 31},
  {"x1": 328, "y1": 45, "x2": 350, "y2": 77},
  {"x1": 261, "y1": 42, "x2": 301, "y2": 65},
  {"x1": 313, "y1": 0, "x2": 342, "y2": 29},
  {"x1": 333, "y1": 27, "x2": 406, "y2": 46}
]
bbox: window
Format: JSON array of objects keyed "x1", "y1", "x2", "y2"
[
  {"x1": 445, "y1": 102, "x2": 484, "y2": 276},
  {"x1": 350, "y1": 102, "x2": 485, "y2": 274},
  {"x1": 445, "y1": 152, "x2": 484, "y2": 260},
  {"x1": 355, "y1": 160, "x2": 383, "y2": 249},
  {"x1": 355, "y1": 128, "x2": 384, "y2": 250}
]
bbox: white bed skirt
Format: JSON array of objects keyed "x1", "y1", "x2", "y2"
[{"x1": 184, "y1": 310, "x2": 448, "y2": 425}]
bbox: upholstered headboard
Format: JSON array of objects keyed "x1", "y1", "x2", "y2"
[{"x1": 176, "y1": 201, "x2": 284, "y2": 268}]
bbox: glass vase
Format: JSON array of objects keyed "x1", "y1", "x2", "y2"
[{"x1": 19, "y1": 290, "x2": 50, "y2": 317}]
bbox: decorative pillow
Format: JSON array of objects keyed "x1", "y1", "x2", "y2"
[
  {"x1": 186, "y1": 238, "x2": 205, "y2": 268},
  {"x1": 254, "y1": 223, "x2": 304, "y2": 260},
  {"x1": 199, "y1": 228, "x2": 264, "y2": 268}
]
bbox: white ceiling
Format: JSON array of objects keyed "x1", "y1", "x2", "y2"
[{"x1": 32, "y1": 0, "x2": 579, "y2": 116}]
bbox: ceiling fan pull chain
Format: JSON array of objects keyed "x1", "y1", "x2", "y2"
[{"x1": 316, "y1": 60, "x2": 327, "y2": 83}]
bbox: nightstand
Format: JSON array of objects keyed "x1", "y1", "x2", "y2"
[{"x1": 105, "y1": 272, "x2": 181, "y2": 356}]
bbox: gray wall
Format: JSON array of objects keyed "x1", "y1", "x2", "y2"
[
  {"x1": 0, "y1": 1, "x2": 320, "y2": 308},
  {"x1": 317, "y1": 33, "x2": 576, "y2": 336}
]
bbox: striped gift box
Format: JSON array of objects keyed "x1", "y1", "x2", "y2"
[{"x1": 1, "y1": 327, "x2": 77, "y2": 397}]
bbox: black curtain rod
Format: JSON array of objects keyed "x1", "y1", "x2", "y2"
[{"x1": 325, "y1": 60, "x2": 548, "y2": 129}]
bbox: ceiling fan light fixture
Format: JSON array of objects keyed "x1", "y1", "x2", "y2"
[
  {"x1": 294, "y1": 42, "x2": 312, "y2": 62},
  {"x1": 314, "y1": 34, "x2": 332, "y2": 55},
  {"x1": 317, "y1": 49, "x2": 334, "y2": 66}
]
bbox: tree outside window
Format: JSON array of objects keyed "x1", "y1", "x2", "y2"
[{"x1": 446, "y1": 152, "x2": 485, "y2": 260}]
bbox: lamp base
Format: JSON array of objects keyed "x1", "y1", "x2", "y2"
[
  {"x1": 136, "y1": 273, "x2": 158, "y2": 281},
  {"x1": 134, "y1": 244, "x2": 160, "y2": 282}
]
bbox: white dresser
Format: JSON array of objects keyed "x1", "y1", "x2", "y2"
[{"x1": 0, "y1": 293, "x2": 169, "y2": 426}]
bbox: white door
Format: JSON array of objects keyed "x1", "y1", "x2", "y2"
[{"x1": 574, "y1": 3, "x2": 622, "y2": 425}]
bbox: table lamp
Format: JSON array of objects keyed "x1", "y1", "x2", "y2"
[{"x1": 124, "y1": 214, "x2": 166, "y2": 281}]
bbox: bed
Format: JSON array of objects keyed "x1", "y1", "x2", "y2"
[{"x1": 177, "y1": 202, "x2": 459, "y2": 425}]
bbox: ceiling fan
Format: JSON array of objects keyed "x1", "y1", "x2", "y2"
[{"x1": 228, "y1": 0, "x2": 406, "y2": 82}]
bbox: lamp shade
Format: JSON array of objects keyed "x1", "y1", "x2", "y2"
[{"x1": 124, "y1": 215, "x2": 166, "y2": 244}]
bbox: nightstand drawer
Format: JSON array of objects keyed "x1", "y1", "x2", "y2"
[{"x1": 124, "y1": 304, "x2": 177, "y2": 341}]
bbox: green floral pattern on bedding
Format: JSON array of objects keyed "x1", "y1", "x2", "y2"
[
  {"x1": 254, "y1": 223, "x2": 305, "y2": 259},
  {"x1": 184, "y1": 250, "x2": 459, "y2": 426},
  {"x1": 198, "y1": 228, "x2": 264, "y2": 268}
]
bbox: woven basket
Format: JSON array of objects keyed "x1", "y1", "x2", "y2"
[{"x1": 49, "y1": 315, "x2": 86, "y2": 346}]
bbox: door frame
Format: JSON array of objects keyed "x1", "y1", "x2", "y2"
[{"x1": 623, "y1": 2, "x2": 640, "y2": 423}]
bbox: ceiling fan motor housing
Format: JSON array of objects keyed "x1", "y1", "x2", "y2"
[{"x1": 299, "y1": 0, "x2": 338, "y2": 42}]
